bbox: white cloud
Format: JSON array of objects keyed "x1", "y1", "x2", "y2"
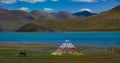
[
  {"x1": 80, "y1": 8, "x2": 92, "y2": 12},
  {"x1": 19, "y1": 7, "x2": 29, "y2": 11},
  {"x1": 0, "y1": 0, "x2": 16, "y2": 4},
  {"x1": 52, "y1": 0, "x2": 59, "y2": 2},
  {"x1": 44, "y1": 7, "x2": 54, "y2": 12},
  {"x1": 19, "y1": 0, "x2": 46, "y2": 4}
]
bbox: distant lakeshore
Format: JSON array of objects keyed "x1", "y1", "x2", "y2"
[{"x1": 0, "y1": 43, "x2": 119, "y2": 48}]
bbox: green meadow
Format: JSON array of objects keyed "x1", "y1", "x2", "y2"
[{"x1": 0, "y1": 44, "x2": 120, "y2": 63}]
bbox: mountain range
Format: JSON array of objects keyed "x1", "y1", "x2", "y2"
[
  {"x1": 73, "y1": 11, "x2": 96, "y2": 17},
  {"x1": 0, "y1": 5, "x2": 120, "y2": 32},
  {"x1": 31, "y1": 10, "x2": 96, "y2": 20},
  {"x1": 0, "y1": 8, "x2": 96, "y2": 31}
]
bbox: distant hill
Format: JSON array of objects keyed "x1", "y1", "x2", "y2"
[
  {"x1": 17, "y1": 5, "x2": 120, "y2": 32},
  {"x1": 17, "y1": 23, "x2": 49, "y2": 32},
  {"x1": 53, "y1": 11, "x2": 76, "y2": 20},
  {"x1": 0, "y1": 9, "x2": 34, "y2": 31},
  {"x1": 31, "y1": 10, "x2": 56, "y2": 20},
  {"x1": 0, "y1": 9, "x2": 97, "y2": 32},
  {"x1": 30, "y1": 11, "x2": 95, "y2": 20},
  {"x1": 59, "y1": 5, "x2": 120, "y2": 31},
  {"x1": 31, "y1": 11, "x2": 76, "y2": 20},
  {"x1": 73, "y1": 11, "x2": 97, "y2": 17},
  {"x1": 31, "y1": 10, "x2": 49, "y2": 19},
  {"x1": 0, "y1": 5, "x2": 120, "y2": 32}
]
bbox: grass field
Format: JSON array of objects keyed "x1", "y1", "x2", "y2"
[{"x1": 0, "y1": 44, "x2": 120, "y2": 63}]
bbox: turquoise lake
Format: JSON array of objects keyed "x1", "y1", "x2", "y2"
[{"x1": 0, "y1": 32, "x2": 120, "y2": 47}]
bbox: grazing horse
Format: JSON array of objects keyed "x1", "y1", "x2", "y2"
[{"x1": 19, "y1": 51, "x2": 26, "y2": 57}]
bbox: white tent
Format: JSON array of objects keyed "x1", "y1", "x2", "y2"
[{"x1": 51, "y1": 38, "x2": 84, "y2": 56}]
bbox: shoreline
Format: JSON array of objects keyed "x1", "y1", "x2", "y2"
[
  {"x1": 0, "y1": 43, "x2": 120, "y2": 56},
  {"x1": 0, "y1": 43, "x2": 57, "y2": 48},
  {"x1": 0, "y1": 43, "x2": 119, "y2": 48},
  {"x1": 0, "y1": 31, "x2": 120, "y2": 34}
]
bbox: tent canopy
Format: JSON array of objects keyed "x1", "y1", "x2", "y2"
[{"x1": 51, "y1": 38, "x2": 84, "y2": 56}]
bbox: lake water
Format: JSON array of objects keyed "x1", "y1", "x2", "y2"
[{"x1": 0, "y1": 32, "x2": 120, "y2": 47}]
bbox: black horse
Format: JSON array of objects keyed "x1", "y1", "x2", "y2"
[{"x1": 19, "y1": 50, "x2": 26, "y2": 57}]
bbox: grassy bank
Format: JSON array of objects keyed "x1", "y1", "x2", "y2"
[{"x1": 0, "y1": 44, "x2": 120, "y2": 63}]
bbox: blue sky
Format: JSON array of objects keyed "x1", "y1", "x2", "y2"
[{"x1": 0, "y1": 0, "x2": 120, "y2": 13}]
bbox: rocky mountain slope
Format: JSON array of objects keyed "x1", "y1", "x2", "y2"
[
  {"x1": 0, "y1": 9, "x2": 34, "y2": 31},
  {"x1": 17, "y1": 5, "x2": 120, "y2": 32}
]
